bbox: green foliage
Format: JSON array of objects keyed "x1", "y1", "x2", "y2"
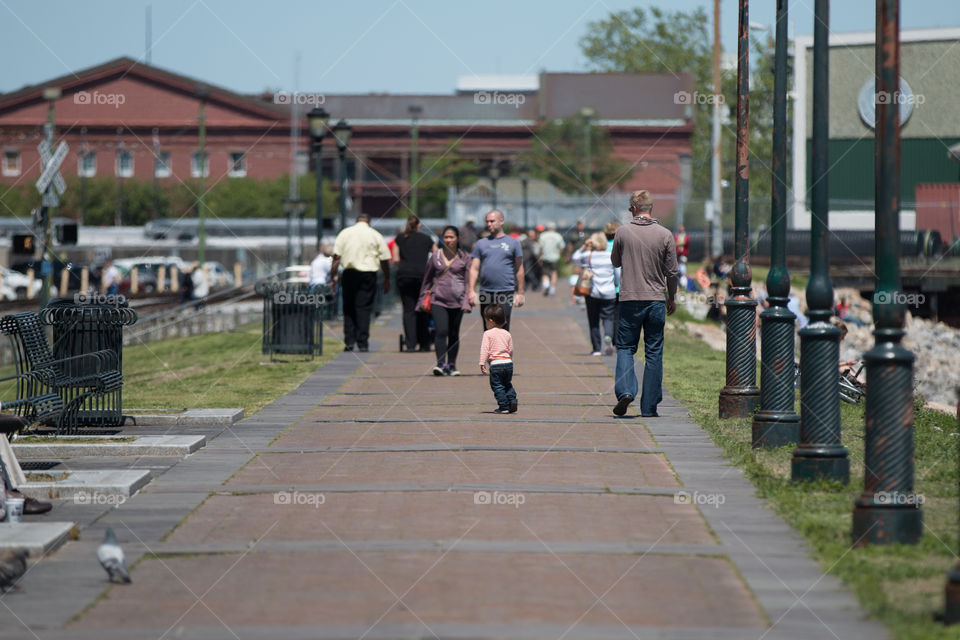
[
  {"x1": 525, "y1": 113, "x2": 633, "y2": 195},
  {"x1": 579, "y1": 7, "x2": 779, "y2": 227},
  {"x1": 416, "y1": 140, "x2": 481, "y2": 218},
  {"x1": 1, "y1": 174, "x2": 337, "y2": 225}
]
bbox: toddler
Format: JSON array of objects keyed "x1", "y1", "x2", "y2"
[{"x1": 479, "y1": 304, "x2": 517, "y2": 414}]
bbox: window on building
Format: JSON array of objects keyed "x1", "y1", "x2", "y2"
[
  {"x1": 116, "y1": 149, "x2": 133, "y2": 177},
  {"x1": 191, "y1": 151, "x2": 209, "y2": 178},
  {"x1": 229, "y1": 152, "x2": 246, "y2": 177},
  {"x1": 155, "y1": 151, "x2": 171, "y2": 178},
  {"x1": 78, "y1": 152, "x2": 96, "y2": 177},
  {"x1": 2, "y1": 149, "x2": 21, "y2": 177}
]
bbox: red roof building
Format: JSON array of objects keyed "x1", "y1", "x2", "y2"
[{"x1": 0, "y1": 57, "x2": 694, "y2": 220}]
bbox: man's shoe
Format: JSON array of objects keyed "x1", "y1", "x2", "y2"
[
  {"x1": 433, "y1": 365, "x2": 445, "y2": 376},
  {"x1": 641, "y1": 412, "x2": 659, "y2": 418},
  {"x1": 493, "y1": 408, "x2": 510, "y2": 414},
  {"x1": 613, "y1": 395, "x2": 634, "y2": 416},
  {"x1": 344, "y1": 345, "x2": 355, "y2": 352},
  {"x1": 358, "y1": 346, "x2": 369, "y2": 353},
  {"x1": 7, "y1": 490, "x2": 52, "y2": 515},
  {"x1": 509, "y1": 403, "x2": 518, "y2": 413}
]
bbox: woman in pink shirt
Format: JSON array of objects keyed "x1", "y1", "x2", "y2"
[{"x1": 479, "y1": 304, "x2": 517, "y2": 414}]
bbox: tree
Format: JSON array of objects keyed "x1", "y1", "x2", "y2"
[
  {"x1": 580, "y1": 7, "x2": 778, "y2": 227},
  {"x1": 414, "y1": 140, "x2": 481, "y2": 218},
  {"x1": 525, "y1": 112, "x2": 634, "y2": 195}
]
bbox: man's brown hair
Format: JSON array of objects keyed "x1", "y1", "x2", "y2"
[{"x1": 629, "y1": 190, "x2": 653, "y2": 213}]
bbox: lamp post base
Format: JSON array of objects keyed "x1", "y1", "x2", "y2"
[
  {"x1": 719, "y1": 386, "x2": 760, "y2": 419},
  {"x1": 851, "y1": 502, "x2": 922, "y2": 547},
  {"x1": 791, "y1": 446, "x2": 849, "y2": 484},
  {"x1": 752, "y1": 410, "x2": 800, "y2": 448},
  {"x1": 945, "y1": 567, "x2": 960, "y2": 624}
]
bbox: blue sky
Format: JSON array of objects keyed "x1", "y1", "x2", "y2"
[{"x1": 2, "y1": 0, "x2": 958, "y2": 95}]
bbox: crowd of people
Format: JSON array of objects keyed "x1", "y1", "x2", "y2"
[{"x1": 323, "y1": 188, "x2": 679, "y2": 417}]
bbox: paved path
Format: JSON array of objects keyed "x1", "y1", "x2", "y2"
[{"x1": 0, "y1": 295, "x2": 886, "y2": 639}]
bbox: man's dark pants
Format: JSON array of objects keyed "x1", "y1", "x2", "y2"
[
  {"x1": 342, "y1": 269, "x2": 378, "y2": 349},
  {"x1": 479, "y1": 291, "x2": 514, "y2": 331},
  {"x1": 397, "y1": 275, "x2": 431, "y2": 350},
  {"x1": 614, "y1": 299, "x2": 666, "y2": 416},
  {"x1": 488, "y1": 363, "x2": 517, "y2": 410}
]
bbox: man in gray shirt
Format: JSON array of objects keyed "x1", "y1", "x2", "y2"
[
  {"x1": 468, "y1": 209, "x2": 525, "y2": 331},
  {"x1": 610, "y1": 190, "x2": 678, "y2": 417}
]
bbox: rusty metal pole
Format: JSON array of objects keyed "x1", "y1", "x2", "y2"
[
  {"x1": 946, "y1": 386, "x2": 960, "y2": 622},
  {"x1": 719, "y1": 0, "x2": 760, "y2": 419},
  {"x1": 853, "y1": 0, "x2": 921, "y2": 547},
  {"x1": 791, "y1": 0, "x2": 849, "y2": 483},
  {"x1": 753, "y1": 0, "x2": 800, "y2": 447}
]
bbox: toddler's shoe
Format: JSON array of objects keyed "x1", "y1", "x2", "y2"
[
  {"x1": 448, "y1": 367, "x2": 461, "y2": 376},
  {"x1": 432, "y1": 365, "x2": 445, "y2": 376}
]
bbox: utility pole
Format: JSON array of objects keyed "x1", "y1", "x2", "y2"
[
  {"x1": 409, "y1": 105, "x2": 422, "y2": 215},
  {"x1": 711, "y1": 0, "x2": 724, "y2": 258}
]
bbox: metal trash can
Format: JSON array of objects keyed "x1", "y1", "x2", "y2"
[
  {"x1": 255, "y1": 281, "x2": 326, "y2": 357},
  {"x1": 40, "y1": 296, "x2": 138, "y2": 426}
]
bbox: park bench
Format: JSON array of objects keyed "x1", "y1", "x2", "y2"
[
  {"x1": 0, "y1": 312, "x2": 123, "y2": 435},
  {"x1": 0, "y1": 372, "x2": 64, "y2": 434}
]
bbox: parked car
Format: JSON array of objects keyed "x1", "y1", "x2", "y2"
[
  {"x1": 281, "y1": 265, "x2": 311, "y2": 284},
  {"x1": 0, "y1": 265, "x2": 44, "y2": 299},
  {"x1": 203, "y1": 261, "x2": 235, "y2": 288},
  {"x1": 113, "y1": 257, "x2": 187, "y2": 294}
]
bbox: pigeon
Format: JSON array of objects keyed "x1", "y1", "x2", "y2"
[
  {"x1": 0, "y1": 549, "x2": 29, "y2": 592},
  {"x1": 97, "y1": 527, "x2": 131, "y2": 584}
]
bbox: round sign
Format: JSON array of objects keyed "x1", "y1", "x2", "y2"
[{"x1": 857, "y1": 77, "x2": 916, "y2": 129}]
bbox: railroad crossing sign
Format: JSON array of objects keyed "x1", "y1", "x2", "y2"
[
  {"x1": 37, "y1": 138, "x2": 67, "y2": 195},
  {"x1": 36, "y1": 139, "x2": 68, "y2": 206}
]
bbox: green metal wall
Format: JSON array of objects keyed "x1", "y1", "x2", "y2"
[{"x1": 805, "y1": 138, "x2": 960, "y2": 209}]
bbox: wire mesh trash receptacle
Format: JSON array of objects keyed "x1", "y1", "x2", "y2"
[
  {"x1": 40, "y1": 297, "x2": 138, "y2": 427},
  {"x1": 255, "y1": 282, "x2": 327, "y2": 356}
]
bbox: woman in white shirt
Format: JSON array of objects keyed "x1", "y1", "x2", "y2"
[{"x1": 572, "y1": 232, "x2": 619, "y2": 356}]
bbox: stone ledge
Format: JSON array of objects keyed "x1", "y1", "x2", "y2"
[
  {"x1": 0, "y1": 522, "x2": 75, "y2": 555},
  {"x1": 13, "y1": 435, "x2": 207, "y2": 458},
  {"x1": 127, "y1": 408, "x2": 244, "y2": 426},
  {"x1": 20, "y1": 470, "x2": 152, "y2": 500}
]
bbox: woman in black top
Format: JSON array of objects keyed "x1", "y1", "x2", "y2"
[{"x1": 392, "y1": 215, "x2": 436, "y2": 351}]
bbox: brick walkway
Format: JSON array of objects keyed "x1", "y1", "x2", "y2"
[{"x1": 2, "y1": 294, "x2": 887, "y2": 639}]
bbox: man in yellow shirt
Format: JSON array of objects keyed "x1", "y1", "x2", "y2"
[{"x1": 331, "y1": 214, "x2": 391, "y2": 352}]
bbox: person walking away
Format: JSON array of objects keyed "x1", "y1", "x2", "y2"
[
  {"x1": 604, "y1": 221, "x2": 622, "y2": 333},
  {"x1": 393, "y1": 215, "x2": 436, "y2": 352},
  {"x1": 520, "y1": 228, "x2": 542, "y2": 293},
  {"x1": 459, "y1": 216, "x2": 478, "y2": 253},
  {"x1": 191, "y1": 262, "x2": 209, "y2": 311},
  {"x1": 331, "y1": 213, "x2": 391, "y2": 352},
  {"x1": 611, "y1": 190, "x2": 678, "y2": 417},
  {"x1": 419, "y1": 225, "x2": 472, "y2": 376},
  {"x1": 572, "y1": 232, "x2": 618, "y2": 356},
  {"x1": 467, "y1": 209, "x2": 524, "y2": 331},
  {"x1": 479, "y1": 304, "x2": 517, "y2": 414},
  {"x1": 101, "y1": 259, "x2": 121, "y2": 296},
  {"x1": 310, "y1": 243, "x2": 334, "y2": 286},
  {"x1": 538, "y1": 222, "x2": 565, "y2": 296},
  {"x1": 564, "y1": 220, "x2": 588, "y2": 262}
]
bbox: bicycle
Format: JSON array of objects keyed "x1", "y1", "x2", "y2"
[{"x1": 792, "y1": 361, "x2": 867, "y2": 405}]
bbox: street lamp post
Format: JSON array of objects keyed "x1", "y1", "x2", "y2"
[
  {"x1": 581, "y1": 106, "x2": 595, "y2": 192},
  {"x1": 80, "y1": 127, "x2": 88, "y2": 226},
  {"x1": 115, "y1": 128, "x2": 125, "y2": 227},
  {"x1": 307, "y1": 107, "x2": 330, "y2": 249},
  {"x1": 152, "y1": 127, "x2": 160, "y2": 221},
  {"x1": 408, "y1": 104, "x2": 422, "y2": 215},
  {"x1": 196, "y1": 84, "x2": 209, "y2": 264},
  {"x1": 39, "y1": 86, "x2": 60, "y2": 309},
  {"x1": 488, "y1": 163, "x2": 500, "y2": 210},
  {"x1": 718, "y1": 0, "x2": 760, "y2": 419},
  {"x1": 791, "y1": 0, "x2": 849, "y2": 484},
  {"x1": 283, "y1": 198, "x2": 306, "y2": 266},
  {"x1": 332, "y1": 119, "x2": 353, "y2": 232},
  {"x1": 854, "y1": 0, "x2": 921, "y2": 547},
  {"x1": 518, "y1": 164, "x2": 530, "y2": 230},
  {"x1": 752, "y1": 0, "x2": 800, "y2": 447}
]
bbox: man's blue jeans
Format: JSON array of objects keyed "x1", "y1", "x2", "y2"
[{"x1": 614, "y1": 300, "x2": 666, "y2": 416}]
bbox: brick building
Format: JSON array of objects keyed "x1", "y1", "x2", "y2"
[{"x1": 0, "y1": 57, "x2": 694, "y2": 222}]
